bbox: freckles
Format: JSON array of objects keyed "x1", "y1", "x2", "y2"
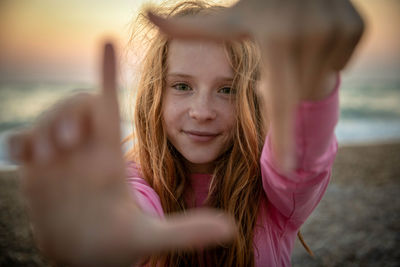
[
  {"x1": 221, "y1": 106, "x2": 236, "y2": 127},
  {"x1": 172, "y1": 99, "x2": 188, "y2": 117},
  {"x1": 162, "y1": 97, "x2": 176, "y2": 119},
  {"x1": 168, "y1": 104, "x2": 181, "y2": 121}
]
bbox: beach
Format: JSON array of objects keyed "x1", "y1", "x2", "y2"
[
  {"x1": 0, "y1": 142, "x2": 399, "y2": 266},
  {"x1": 292, "y1": 141, "x2": 400, "y2": 267}
]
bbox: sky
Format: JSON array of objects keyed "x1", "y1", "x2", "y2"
[{"x1": 0, "y1": 0, "x2": 399, "y2": 84}]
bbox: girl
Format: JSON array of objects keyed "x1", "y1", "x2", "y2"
[
  {"x1": 127, "y1": 1, "x2": 345, "y2": 266},
  {"x1": 9, "y1": 0, "x2": 364, "y2": 266}
]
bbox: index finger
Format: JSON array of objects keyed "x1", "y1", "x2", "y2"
[
  {"x1": 102, "y1": 42, "x2": 118, "y2": 105},
  {"x1": 147, "y1": 8, "x2": 249, "y2": 41}
]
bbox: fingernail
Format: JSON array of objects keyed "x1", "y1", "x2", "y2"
[
  {"x1": 57, "y1": 117, "x2": 79, "y2": 148},
  {"x1": 33, "y1": 136, "x2": 52, "y2": 164}
]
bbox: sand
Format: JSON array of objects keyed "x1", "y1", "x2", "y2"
[
  {"x1": 1, "y1": 142, "x2": 399, "y2": 266},
  {"x1": 292, "y1": 142, "x2": 400, "y2": 267}
]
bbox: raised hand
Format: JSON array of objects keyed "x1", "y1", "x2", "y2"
[
  {"x1": 8, "y1": 43, "x2": 235, "y2": 266},
  {"x1": 147, "y1": 0, "x2": 365, "y2": 172}
]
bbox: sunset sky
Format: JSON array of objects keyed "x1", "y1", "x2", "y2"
[{"x1": 0, "y1": 0, "x2": 399, "y2": 83}]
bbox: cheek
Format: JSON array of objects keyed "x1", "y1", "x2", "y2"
[
  {"x1": 162, "y1": 93, "x2": 172, "y2": 121},
  {"x1": 162, "y1": 98, "x2": 182, "y2": 133},
  {"x1": 221, "y1": 103, "x2": 236, "y2": 130},
  {"x1": 219, "y1": 104, "x2": 237, "y2": 144},
  {"x1": 162, "y1": 107, "x2": 173, "y2": 136}
]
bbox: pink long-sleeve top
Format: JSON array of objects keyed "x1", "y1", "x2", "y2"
[{"x1": 126, "y1": 78, "x2": 340, "y2": 267}]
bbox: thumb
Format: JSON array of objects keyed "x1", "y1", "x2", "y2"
[
  {"x1": 147, "y1": 8, "x2": 249, "y2": 41},
  {"x1": 137, "y1": 209, "x2": 237, "y2": 254}
]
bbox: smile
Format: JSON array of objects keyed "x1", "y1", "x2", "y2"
[{"x1": 183, "y1": 130, "x2": 219, "y2": 142}]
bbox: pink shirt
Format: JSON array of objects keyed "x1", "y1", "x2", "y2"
[{"x1": 127, "y1": 77, "x2": 340, "y2": 266}]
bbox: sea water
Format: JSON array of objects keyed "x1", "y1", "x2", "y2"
[{"x1": 1, "y1": 77, "x2": 400, "y2": 168}]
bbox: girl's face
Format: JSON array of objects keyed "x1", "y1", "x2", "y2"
[{"x1": 162, "y1": 39, "x2": 236, "y2": 173}]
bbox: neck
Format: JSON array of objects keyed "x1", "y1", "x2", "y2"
[{"x1": 185, "y1": 160, "x2": 215, "y2": 174}]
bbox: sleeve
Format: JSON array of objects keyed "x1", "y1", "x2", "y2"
[
  {"x1": 126, "y1": 162, "x2": 165, "y2": 219},
  {"x1": 261, "y1": 75, "x2": 340, "y2": 231}
]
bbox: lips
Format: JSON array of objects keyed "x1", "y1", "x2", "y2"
[{"x1": 183, "y1": 130, "x2": 219, "y2": 142}]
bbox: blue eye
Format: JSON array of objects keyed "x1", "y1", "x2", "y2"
[
  {"x1": 173, "y1": 83, "x2": 191, "y2": 91},
  {"x1": 218, "y1": 87, "x2": 236, "y2": 94}
]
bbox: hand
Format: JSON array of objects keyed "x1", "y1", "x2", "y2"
[
  {"x1": 147, "y1": 0, "x2": 365, "y2": 172},
  {"x1": 8, "y1": 43, "x2": 235, "y2": 266}
]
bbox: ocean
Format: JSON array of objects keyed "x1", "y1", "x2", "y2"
[{"x1": 1, "y1": 76, "x2": 400, "y2": 168}]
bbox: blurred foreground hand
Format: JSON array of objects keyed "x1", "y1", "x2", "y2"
[
  {"x1": 148, "y1": 0, "x2": 365, "y2": 172},
  {"x1": 7, "y1": 43, "x2": 236, "y2": 267}
]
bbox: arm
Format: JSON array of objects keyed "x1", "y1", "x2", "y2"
[{"x1": 261, "y1": 73, "x2": 340, "y2": 229}]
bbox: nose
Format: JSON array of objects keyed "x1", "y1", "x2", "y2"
[{"x1": 188, "y1": 93, "x2": 216, "y2": 121}]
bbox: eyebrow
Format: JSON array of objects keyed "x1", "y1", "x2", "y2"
[{"x1": 167, "y1": 73, "x2": 234, "y2": 82}]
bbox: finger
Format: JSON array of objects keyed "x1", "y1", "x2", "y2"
[
  {"x1": 298, "y1": 0, "x2": 338, "y2": 97},
  {"x1": 330, "y1": 0, "x2": 365, "y2": 70},
  {"x1": 147, "y1": 8, "x2": 249, "y2": 41},
  {"x1": 30, "y1": 130, "x2": 55, "y2": 165},
  {"x1": 96, "y1": 42, "x2": 123, "y2": 147},
  {"x1": 28, "y1": 94, "x2": 94, "y2": 164},
  {"x1": 7, "y1": 131, "x2": 33, "y2": 163},
  {"x1": 102, "y1": 42, "x2": 119, "y2": 111},
  {"x1": 52, "y1": 98, "x2": 92, "y2": 151},
  {"x1": 137, "y1": 209, "x2": 236, "y2": 254}
]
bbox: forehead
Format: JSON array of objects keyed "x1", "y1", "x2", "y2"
[{"x1": 167, "y1": 39, "x2": 233, "y2": 77}]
